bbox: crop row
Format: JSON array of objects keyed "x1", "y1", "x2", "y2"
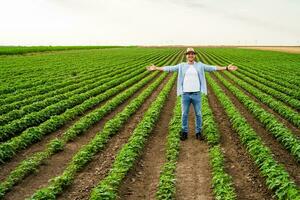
[
  {"x1": 201, "y1": 94, "x2": 236, "y2": 200},
  {"x1": 199, "y1": 50, "x2": 300, "y2": 111},
  {"x1": 223, "y1": 72, "x2": 300, "y2": 128},
  {"x1": 86, "y1": 73, "x2": 176, "y2": 200},
  {"x1": 0, "y1": 52, "x2": 126, "y2": 95},
  {"x1": 0, "y1": 67, "x2": 150, "y2": 141},
  {"x1": 0, "y1": 67, "x2": 169, "y2": 198},
  {"x1": 0, "y1": 51, "x2": 180, "y2": 162},
  {"x1": 200, "y1": 49, "x2": 300, "y2": 88},
  {"x1": 0, "y1": 63, "x2": 135, "y2": 117},
  {"x1": 207, "y1": 74, "x2": 300, "y2": 199},
  {"x1": 0, "y1": 51, "x2": 183, "y2": 197},
  {"x1": 232, "y1": 71, "x2": 300, "y2": 110},
  {"x1": 0, "y1": 46, "x2": 124, "y2": 55},
  {"x1": 235, "y1": 68, "x2": 300, "y2": 99},
  {"x1": 0, "y1": 50, "x2": 169, "y2": 107},
  {"x1": 214, "y1": 72, "x2": 300, "y2": 162},
  {"x1": 0, "y1": 65, "x2": 164, "y2": 162},
  {"x1": 202, "y1": 48, "x2": 300, "y2": 74},
  {"x1": 199, "y1": 51, "x2": 300, "y2": 161},
  {"x1": 198, "y1": 52, "x2": 300, "y2": 127},
  {"x1": 156, "y1": 93, "x2": 236, "y2": 200},
  {"x1": 27, "y1": 72, "x2": 175, "y2": 200},
  {"x1": 0, "y1": 49, "x2": 180, "y2": 138},
  {"x1": 156, "y1": 97, "x2": 181, "y2": 199},
  {"x1": 0, "y1": 51, "x2": 174, "y2": 125},
  {"x1": 0, "y1": 48, "x2": 166, "y2": 96},
  {"x1": 0, "y1": 54, "x2": 135, "y2": 102},
  {"x1": 200, "y1": 50, "x2": 299, "y2": 91}
]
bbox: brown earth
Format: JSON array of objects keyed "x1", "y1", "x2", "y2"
[
  {"x1": 117, "y1": 82, "x2": 177, "y2": 200},
  {"x1": 175, "y1": 101, "x2": 213, "y2": 200}
]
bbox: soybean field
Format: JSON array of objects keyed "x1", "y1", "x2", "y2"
[{"x1": 0, "y1": 46, "x2": 299, "y2": 200}]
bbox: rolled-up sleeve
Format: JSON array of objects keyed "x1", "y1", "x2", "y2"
[
  {"x1": 162, "y1": 63, "x2": 181, "y2": 72},
  {"x1": 203, "y1": 63, "x2": 217, "y2": 72}
]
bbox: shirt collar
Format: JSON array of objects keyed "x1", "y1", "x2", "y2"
[{"x1": 186, "y1": 61, "x2": 197, "y2": 65}]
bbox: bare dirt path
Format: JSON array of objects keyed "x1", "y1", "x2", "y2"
[
  {"x1": 207, "y1": 76, "x2": 274, "y2": 200},
  {"x1": 175, "y1": 104, "x2": 213, "y2": 200},
  {"x1": 4, "y1": 73, "x2": 164, "y2": 200},
  {"x1": 116, "y1": 83, "x2": 177, "y2": 200}
]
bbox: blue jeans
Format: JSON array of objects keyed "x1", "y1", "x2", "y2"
[{"x1": 181, "y1": 92, "x2": 202, "y2": 134}]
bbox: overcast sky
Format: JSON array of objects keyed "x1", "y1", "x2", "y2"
[{"x1": 1, "y1": 0, "x2": 300, "y2": 46}]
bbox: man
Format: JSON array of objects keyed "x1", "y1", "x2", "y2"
[{"x1": 146, "y1": 47, "x2": 238, "y2": 141}]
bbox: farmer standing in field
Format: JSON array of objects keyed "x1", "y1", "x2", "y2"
[{"x1": 146, "y1": 47, "x2": 238, "y2": 141}]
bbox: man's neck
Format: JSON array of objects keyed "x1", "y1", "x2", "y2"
[{"x1": 187, "y1": 60, "x2": 195, "y2": 65}]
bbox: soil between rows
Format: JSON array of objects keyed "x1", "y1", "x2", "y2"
[
  {"x1": 214, "y1": 72, "x2": 300, "y2": 186},
  {"x1": 3, "y1": 72, "x2": 165, "y2": 200},
  {"x1": 222, "y1": 72, "x2": 300, "y2": 137},
  {"x1": 0, "y1": 72, "x2": 158, "y2": 181},
  {"x1": 55, "y1": 73, "x2": 173, "y2": 200},
  {"x1": 175, "y1": 105, "x2": 213, "y2": 200},
  {"x1": 207, "y1": 74, "x2": 274, "y2": 200},
  {"x1": 117, "y1": 81, "x2": 177, "y2": 200}
]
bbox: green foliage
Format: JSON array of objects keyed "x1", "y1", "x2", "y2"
[
  {"x1": 0, "y1": 46, "x2": 126, "y2": 55},
  {"x1": 199, "y1": 50, "x2": 300, "y2": 162},
  {"x1": 2, "y1": 47, "x2": 299, "y2": 200},
  {"x1": 201, "y1": 47, "x2": 300, "y2": 88},
  {"x1": 224, "y1": 71, "x2": 300, "y2": 128},
  {"x1": 0, "y1": 51, "x2": 179, "y2": 163},
  {"x1": 202, "y1": 94, "x2": 236, "y2": 199},
  {"x1": 0, "y1": 47, "x2": 172, "y2": 96},
  {"x1": 215, "y1": 72, "x2": 300, "y2": 162},
  {"x1": 156, "y1": 97, "x2": 181, "y2": 200},
  {"x1": 89, "y1": 73, "x2": 177, "y2": 200},
  {"x1": 0, "y1": 50, "x2": 182, "y2": 199},
  {"x1": 209, "y1": 145, "x2": 236, "y2": 200},
  {"x1": 206, "y1": 74, "x2": 300, "y2": 200},
  {"x1": 0, "y1": 52, "x2": 163, "y2": 110},
  {"x1": 0, "y1": 67, "x2": 149, "y2": 140}
]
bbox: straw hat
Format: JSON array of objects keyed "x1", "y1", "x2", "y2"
[{"x1": 185, "y1": 47, "x2": 196, "y2": 54}]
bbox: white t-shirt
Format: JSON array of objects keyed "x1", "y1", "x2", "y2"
[{"x1": 183, "y1": 65, "x2": 200, "y2": 92}]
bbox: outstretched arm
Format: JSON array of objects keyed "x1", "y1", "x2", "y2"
[
  {"x1": 203, "y1": 63, "x2": 238, "y2": 72},
  {"x1": 215, "y1": 63, "x2": 238, "y2": 71},
  {"x1": 146, "y1": 63, "x2": 180, "y2": 72},
  {"x1": 146, "y1": 64, "x2": 164, "y2": 71}
]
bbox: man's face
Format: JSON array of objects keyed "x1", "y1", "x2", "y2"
[{"x1": 186, "y1": 52, "x2": 196, "y2": 62}]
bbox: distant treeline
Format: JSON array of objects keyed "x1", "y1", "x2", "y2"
[{"x1": 0, "y1": 46, "x2": 134, "y2": 55}]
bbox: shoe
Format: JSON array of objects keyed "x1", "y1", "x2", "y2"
[
  {"x1": 180, "y1": 131, "x2": 188, "y2": 141},
  {"x1": 196, "y1": 131, "x2": 204, "y2": 141}
]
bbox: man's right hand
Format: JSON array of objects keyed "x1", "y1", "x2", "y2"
[{"x1": 146, "y1": 64, "x2": 156, "y2": 71}]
